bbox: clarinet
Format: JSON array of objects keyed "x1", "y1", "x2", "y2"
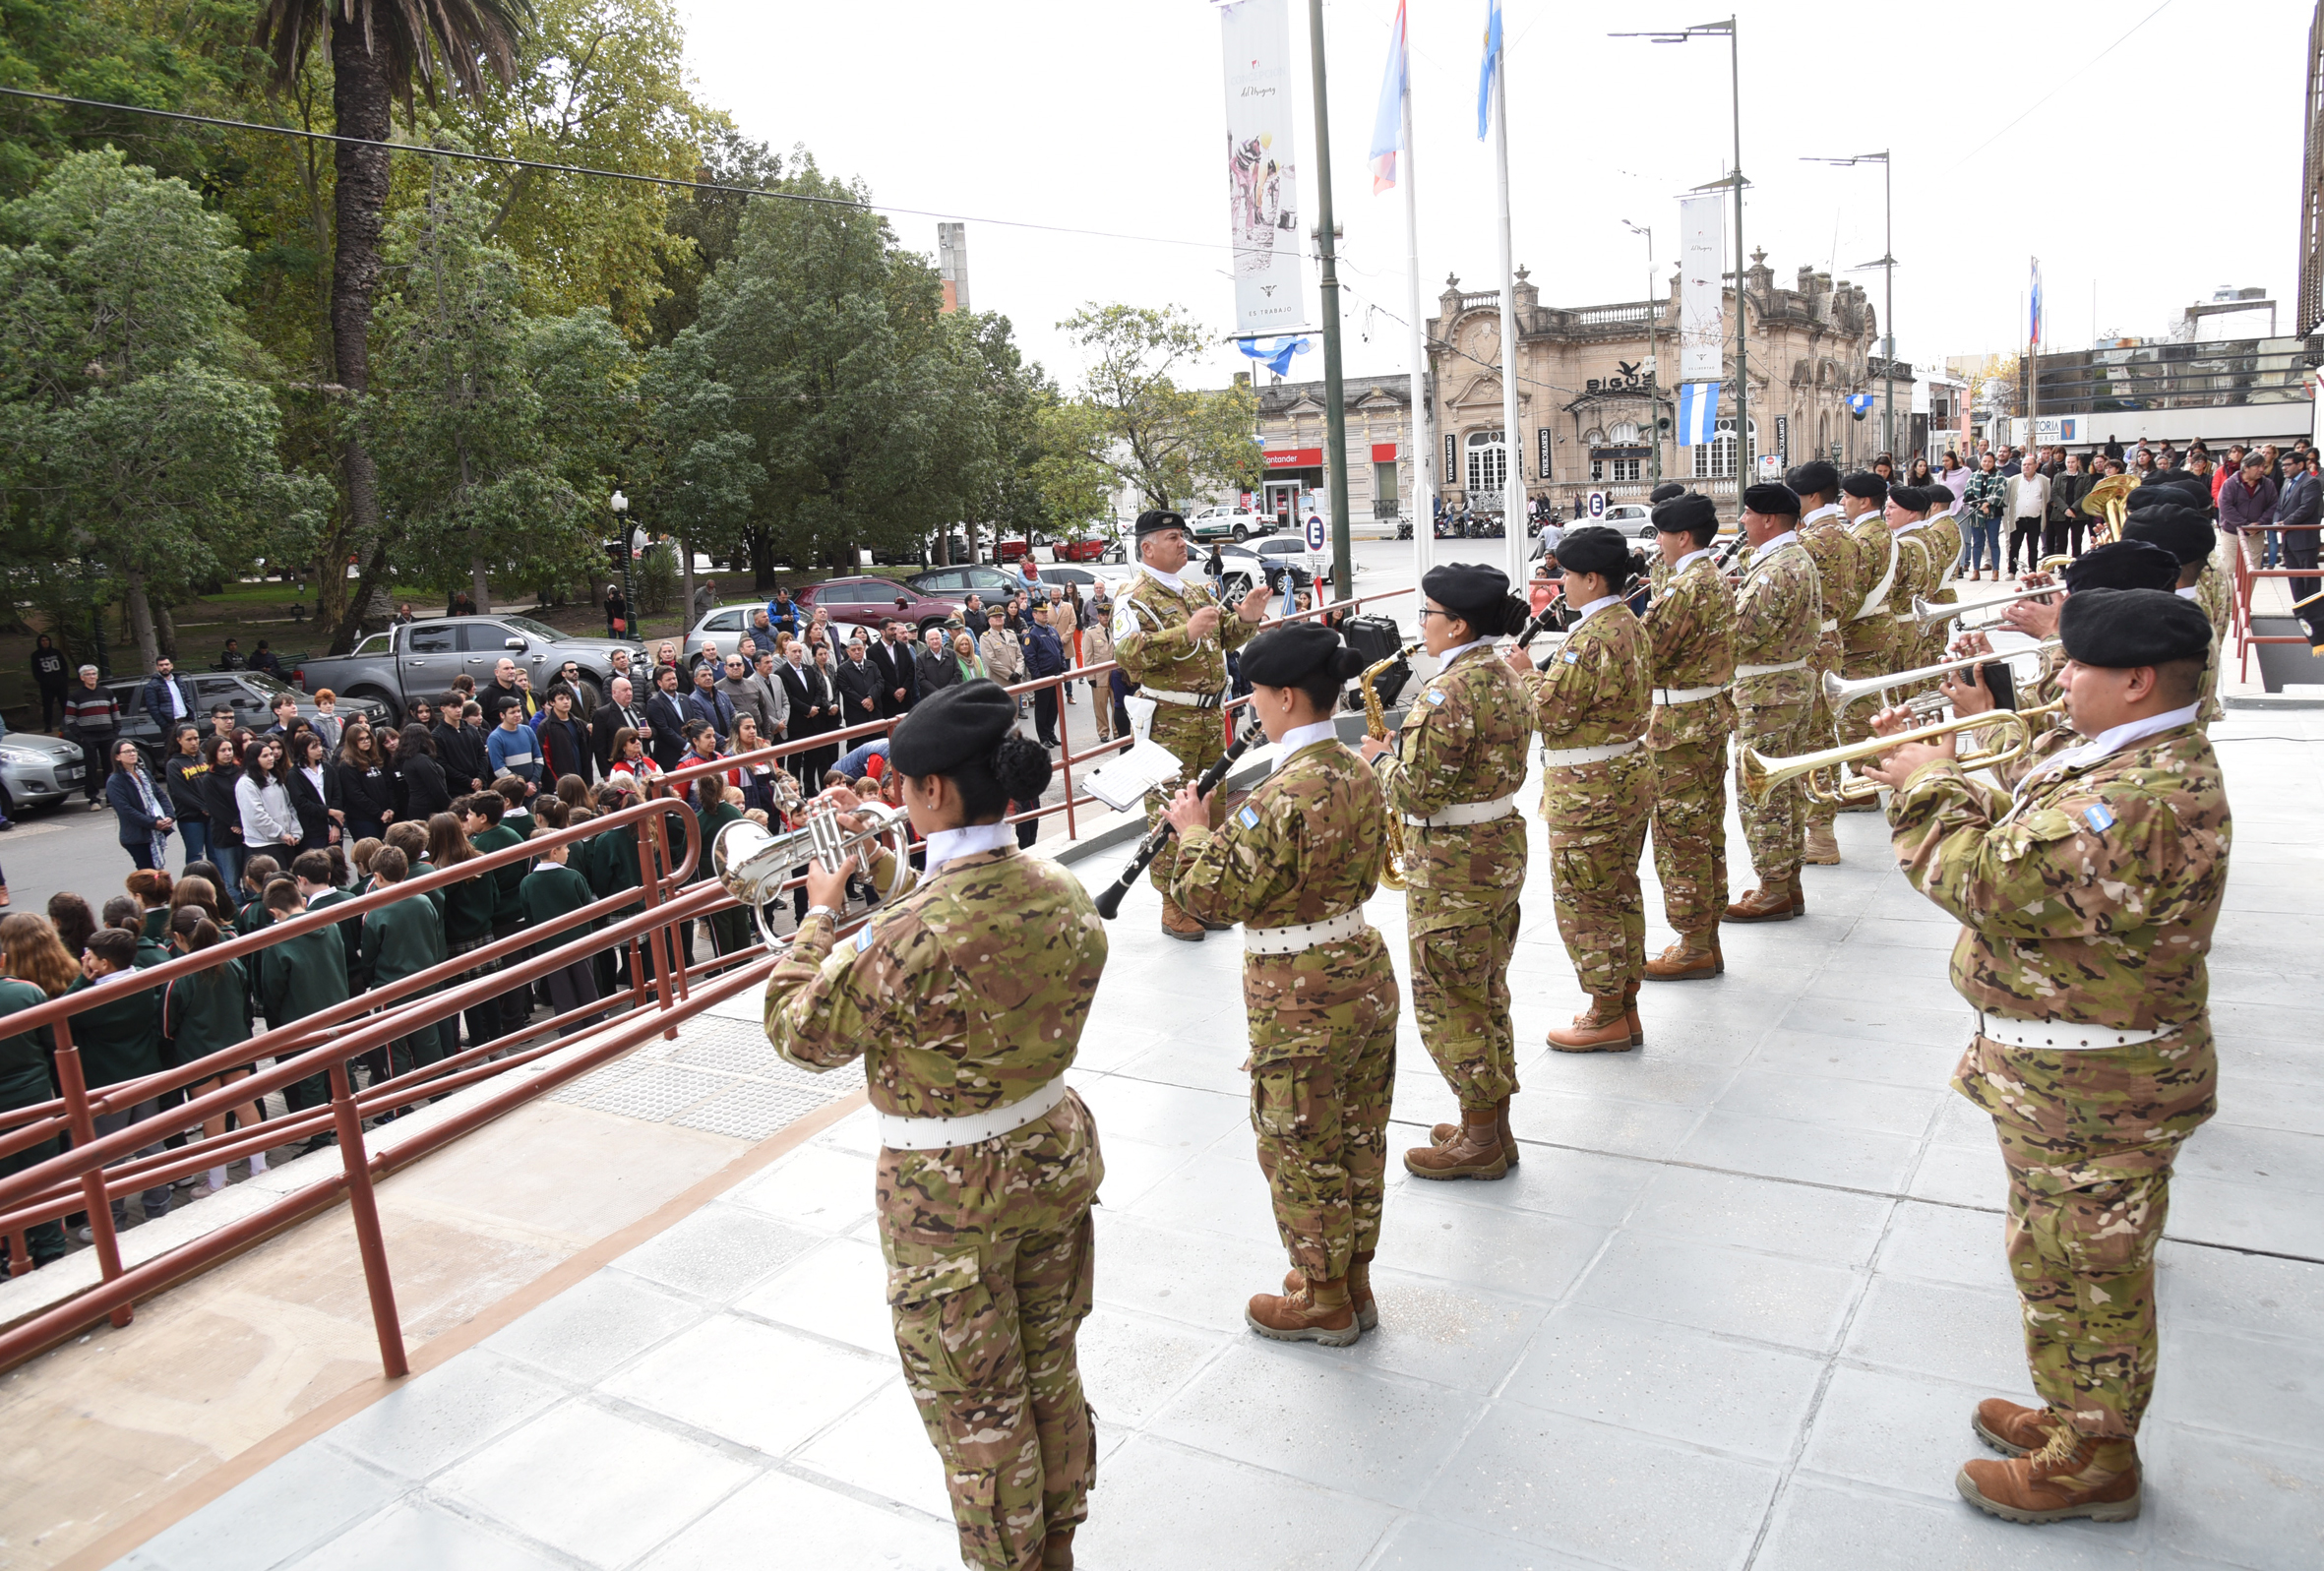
[{"x1": 1090, "y1": 717, "x2": 1263, "y2": 920}]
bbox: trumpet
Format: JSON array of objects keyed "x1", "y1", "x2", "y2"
[
  {"x1": 1822, "y1": 637, "x2": 2063, "y2": 713},
  {"x1": 1910, "y1": 579, "x2": 2064, "y2": 628},
  {"x1": 1743, "y1": 709, "x2": 2035, "y2": 806},
  {"x1": 712, "y1": 802, "x2": 916, "y2": 951}
]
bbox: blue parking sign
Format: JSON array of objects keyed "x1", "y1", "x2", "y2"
[{"x1": 1305, "y1": 515, "x2": 1326, "y2": 552}]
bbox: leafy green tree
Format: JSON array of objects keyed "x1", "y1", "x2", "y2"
[
  {"x1": 0, "y1": 151, "x2": 325, "y2": 666},
  {"x1": 1059, "y1": 302, "x2": 1258, "y2": 512}
]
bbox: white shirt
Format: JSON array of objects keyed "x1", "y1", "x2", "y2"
[
  {"x1": 1803, "y1": 502, "x2": 1845, "y2": 528},
  {"x1": 2013, "y1": 472, "x2": 2049, "y2": 518},
  {"x1": 2014, "y1": 701, "x2": 2202, "y2": 802},
  {"x1": 1270, "y1": 718, "x2": 1340, "y2": 769},
  {"x1": 1566, "y1": 593, "x2": 1623, "y2": 630},
  {"x1": 923, "y1": 819, "x2": 1015, "y2": 874},
  {"x1": 166, "y1": 682, "x2": 186, "y2": 719},
  {"x1": 1673, "y1": 547, "x2": 1715, "y2": 573},
  {"x1": 1138, "y1": 562, "x2": 1190, "y2": 592},
  {"x1": 1750, "y1": 530, "x2": 1802, "y2": 557},
  {"x1": 1434, "y1": 635, "x2": 1495, "y2": 665},
  {"x1": 2174, "y1": 585, "x2": 2199, "y2": 600}
]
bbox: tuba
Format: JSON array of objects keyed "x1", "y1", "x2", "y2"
[
  {"x1": 1359, "y1": 640, "x2": 1423, "y2": 892},
  {"x1": 2078, "y1": 472, "x2": 2136, "y2": 547}
]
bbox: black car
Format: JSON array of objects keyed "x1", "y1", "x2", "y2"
[{"x1": 98, "y1": 671, "x2": 389, "y2": 765}]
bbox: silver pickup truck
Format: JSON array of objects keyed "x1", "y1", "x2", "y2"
[{"x1": 294, "y1": 615, "x2": 647, "y2": 725}]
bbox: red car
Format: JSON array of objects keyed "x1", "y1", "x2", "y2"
[
  {"x1": 1052, "y1": 536, "x2": 1112, "y2": 563},
  {"x1": 994, "y1": 536, "x2": 1032, "y2": 563},
  {"x1": 794, "y1": 575, "x2": 963, "y2": 634}
]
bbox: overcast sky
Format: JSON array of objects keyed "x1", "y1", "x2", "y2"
[{"x1": 679, "y1": 0, "x2": 2308, "y2": 397}]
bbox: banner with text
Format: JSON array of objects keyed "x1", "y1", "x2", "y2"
[
  {"x1": 1221, "y1": 0, "x2": 1306, "y2": 338},
  {"x1": 1677, "y1": 194, "x2": 1726, "y2": 385}
]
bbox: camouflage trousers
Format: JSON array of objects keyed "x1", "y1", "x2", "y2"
[
  {"x1": 1408, "y1": 890, "x2": 1522, "y2": 1114},
  {"x1": 1540, "y1": 753, "x2": 1654, "y2": 997},
  {"x1": 883, "y1": 1093, "x2": 1104, "y2": 1571},
  {"x1": 1734, "y1": 700, "x2": 1813, "y2": 882},
  {"x1": 1952, "y1": 1018, "x2": 2218, "y2": 1439},
  {"x1": 1647, "y1": 735, "x2": 1731, "y2": 934},
  {"x1": 1143, "y1": 700, "x2": 1229, "y2": 895},
  {"x1": 1244, "y1": 933, "x2": 1399, "y2": 1282}
]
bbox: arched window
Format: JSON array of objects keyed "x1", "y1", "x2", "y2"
[
  {"x1": 1465, "y1": 430, "x2": 1507, "y2": 503},
  {"x1": 1581, "y1": 427, "x2": 1605, "y2": 447},
  {"x1": 1608, "y1": 420, "x2": 1641, "y2": 444},
  {"x1": 1690, "y1": 417, "x2": 1757, "y2": 480}
]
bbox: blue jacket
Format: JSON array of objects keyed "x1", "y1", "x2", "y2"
[
  {"x1": 140, "y1": 674, "x2": 197, "y2": 735},
  {"x1": 686, "y1": 687, "x2": 737, "y2": 741},
  {"x1": 764, "y1": 598, "x2": 800, "y2": 636},
  {"x1": 486, "y1": 723, "x2": 541, "y2": 784},
  {"x1": 1021, "y1": 622, "x2": 1067, "y2": 679}
]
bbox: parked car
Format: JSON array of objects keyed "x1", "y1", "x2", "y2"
[
  {"x1": 1185, "y1": 505, "x2": 1271, "y2": 543},
  {"x1": 1051, "y1": 524, "x2": 1126, "y2": 564},
  {"x1": 907, "y1": 565, "x2": 1022, "y2": 599},
  {"x1": 293, "y1": 616, "x2": 645, "y2": 726},
  {"x1": 794, "y1": 576, "x2": 963, "y2": 636},
  {"x1": 0, "y1": 729, "x2": 87, "y2": 817},
  {"x1": 100, "y1": 670, "x2": 392, "y2": 764}
]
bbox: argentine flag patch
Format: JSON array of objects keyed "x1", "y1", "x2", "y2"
[
  {"x1": 2083, "y1": 803, "x2": 2115, "y2": 835},
  {"x1": 1426, "y1": 689, "x2": 1447, "y2": 706},
  {"x1": 1237, "y1": 805, "x2": 1260, "y2": 830}
]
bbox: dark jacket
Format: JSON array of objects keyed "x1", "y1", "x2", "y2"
[
  {"x1": 435, "y1": 719, "x2": 488, "y2": 794},
  {"x1": 0, "y1": 977, "x2": 57, "y2": 1112},
  {"x1": 398, "y1": 754, "x2": 453, "y2": 820},
  {"x1": 286, "y1": 765, "x2": 336, "y2": 850},
  {"x1": 591, "y1": 700, "x2": 645, "y2": 774},
  {"x1": 870, "y1": 640, "x2": 916, "y2": 714},
  {"x1": 645, "y1": 689, "x2": 692, "y2": 770},
  {"x1": 202, "y1": 766, "x2": 243, "y2": 853},
  {"x1": 684, "y1": 686, "x2": 737, "y2": 743},
  {"x1": 31, "y1": 646, "x2": 66, "y2": 695},
  {"x1": 2277, "y1": 469, "x2": 2321, "y2": 533},
  {"x1": 777, "y1": 661, "x2": 834, "y2": 735},
  {"x1": 106, "y1": 766, "x2": 170, "y2": 849},
  {"x1": 834, "y1": 654, "x2": 884, "y2": 720},
  {"x1": 332, "y1": 758, "x2": 396, "y2": 828},
  {"x1": 519, "y1": 863, "x2": 598, "y2": 960},
  {"x1": 161, "y1": 960, "x2": 250, "y2": 1071},
  {"x1": 538, "y1": 713, "x2": 591, "y2": 783},
  {"x1": 2219, "y1": 472, "x2": 2279, "y2": 532},
  {"x1": 913, "y1": 645, "x2": 960, "y2": 696},
  {"x1": 164, "y1": 754, "x2": 211, "y2": 824},
  {"x1": 65, "y1": 974, "x2": 163, "y2": 1088},
  {"x1": 140, "y1": 674, "x2": 197, "y2": 734},
  {"x1": 470, "y1": 822, "x2": 528, "y2": 926},
  {"x1": 1021, "y1": 622, "x2": 1068, "y2": 679},
  {"x1": 259, "y1": 924, "x2": 349, "y2": 1026},
  {"x1": 360, "y1": 892, "x2": 447, "y2": 990}
]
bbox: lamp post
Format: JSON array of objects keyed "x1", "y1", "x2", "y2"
[
  {"x1": 1613, "y1": 18, "x2": 1743, "y2": 489},
  {"x1": 1804, "y1": 151, "x2": 1896, "y2": 458},
  {"x1": 610, "y1": 489, "x2": 636, "y2": 638},
  {"x1": 1622, "y1": 218, "x2": 1662, "y2": 485}
]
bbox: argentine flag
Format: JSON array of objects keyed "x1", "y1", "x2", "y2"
[
  {"x1": 1677, "y1": 382, "x2": 1720, "y2": 448},
  {"x1": 1476, "y1": 0, "x2": 1501, "y2": 140},
  {"x1": 1369, "y1": 1, "x2": 1408, "y2": 193}
]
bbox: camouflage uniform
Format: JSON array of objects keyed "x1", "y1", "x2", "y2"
[
  {"x1": 1642, "y1": 551, "x2": 1737, "y2": 933},
  {"x1": 1886, "y1": 718, "x2": 2229, "y2": 1439},
  {"x1": 2192, "y1": 556, "x2": 2230, "y2": 725},
  {"x1": 1111, "y1": 569, "x2": 1258, "y2": 895},
  {"x1": 1521, "y1": 602, "x2": 1655, "y2": 995},
  {"x1": 1914, "y1": 511, "x2": 1966, "y2": 672},
  {"x1": 1835, "y1": 511, "x2": 1904, "y2": 758},
  {"x1": 765, "y1": 846, "x2": 1109, "y2": 1571},
  {"x1": 1376, "y1": 644, "x2": 1531, "y2": 1113},
  {"x1": 1173, "y1": 734, "x2": 1399, "y2": 1283},
  {"x1": 1728, "y1": 535, "x2": 1822, "y2": 881},
  {"x1": 1799, "y1": 504, "x2": 1863, "y2": 833}
]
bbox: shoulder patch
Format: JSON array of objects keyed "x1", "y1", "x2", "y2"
[
  {"x1": 1426, "y1": 689, "x2": 1448, "y2": 706},
  {"x1": 1236, "y1": 804, "x2": 1260, "y2": 830},
  {"x1": 1562, "y1": 650, "x2": 1580, "y2": 664},
  {"x1": 854, "y1": 923, "x2": 877, "y2": 953},
  {"x1": 2082, "y1": 803, "x2": 2115, "y2": 834},
  {"x1": 1112, "y1": 601, "x2": 1137, "y2": 640}
]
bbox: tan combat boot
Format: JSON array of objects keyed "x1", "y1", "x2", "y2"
[
  {"x1": 1548, "y1": 994, "x2": 1636, "y2": 1052},
  {"x1": 1406, "y1": 1110, "x2": 1507, "y2": 1180},
  {"x1": 1643, "y1": 929, "x2": 1723, "y2": 981},
  {"x1": 1973, "y1": 1398, "x2": 2062, "y2": 1458},
  {"x1": 1430, "y1": 1095, "x2": 1519, "y2": 1168},
  {"x1": 1247, "y1": 1275, "x2": 1360, "y2": 1346},
  {"x1": 1283, "y1": 1249, "x2": 1377, "y2": 1331},
  {"x1": 1160, "y1": 896, "x2": 1204, "y2": 942},
  {"x1": 1803, "y1": 824, "x2": 1841, "y2": 865},
  {"x1": 1956, "y1": 1423, "x2": 2141, "y2": 1525},
  {"x1": 1042, "y1": 1527, "x2": 1076, "y2": 1569},
  {"x1": 1621, "y1": 980, "x2": 1643, "y2": 1047},
  {"x1": 1725, "y1": 879, "x2": 1800, "y2": 923}
]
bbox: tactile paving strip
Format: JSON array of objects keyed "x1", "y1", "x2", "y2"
[{"x1": 548, "y1": 1013, "x2": 862, "y2": 1135}]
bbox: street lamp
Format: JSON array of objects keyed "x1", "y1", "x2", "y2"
[
  {"x1": 1612, "y1": 18, "x2": 1744, "y2": 488},
  {"x1": 1803, "y1": 151, "x2": 1896, "y2": 459},
  {"x1": 610, "y1": 488, "x2": 636, "y2": 638},
  {"x1": 1621, "y1": 218, "x2": 1662, "y2": 485}
]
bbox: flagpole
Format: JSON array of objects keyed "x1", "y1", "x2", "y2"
[
  {"x1": 2027, "y1": 259, "x2": 2041, "y2": 453},
  {"x1": 1493, "y1": 25, "x2": 1524, "y2": 584},
  {"x1": 1402, "y1": 29, "x2": 1433, "y2": 589},
  {"x1": 1308, "y1": 0, "x2": 1353, "y2": 607}
]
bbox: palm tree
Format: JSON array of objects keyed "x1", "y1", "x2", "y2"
[{"x1": 255, "y1": 0, "x2": 530, "y2": 650}]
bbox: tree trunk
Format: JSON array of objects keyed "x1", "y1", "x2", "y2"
[
  {"x1": 124, "y1": 569, "x2": 160, "y2": 670},
  {"x1": 155, "y1": 599, "x2": 177, "y2": 659},
  {"x1": 470, "y1": 556, "x2": 494, "y2": 615},
  {"x1": 679, "y1": 534, "x2": 696, "y2": 626},
  {"x1": 749, "y1": 526, "x2": 776, "y2": 590},
  {"x1": 328, "y1": 14, "x2": 393, "y2": 661}
]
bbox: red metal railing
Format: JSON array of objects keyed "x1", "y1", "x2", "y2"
[
  {"x1": 0, "y1": 585, "x2": 1413, "y2": 1373},
  {"x1": 2229, "y1": 523, "x2": 2323, "y2": 679}
]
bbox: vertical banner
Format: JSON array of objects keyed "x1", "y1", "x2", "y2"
[
  {"x1": 1537, "y1": 427, "x2": 1553, "y2": 484},
  {"x1": 1221, "y1": 0, "x2": 1305, "y2": 338},
  {"x1": 1677, "y1": 194, "x2": 1726, "y2": 385},
  {"x1": 1445, "y1": 433, "x2": 1458, "y2": 492}
]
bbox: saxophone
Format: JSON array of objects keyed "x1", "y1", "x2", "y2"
[{"x1": 1360, "y1": 641, "x2": 1423, "y2": 891}]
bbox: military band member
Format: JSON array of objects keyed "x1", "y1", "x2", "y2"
[
  {"x1": 1360, "y1": 565, "x2": 1534, "y2": 1180},
  {"x1": 1111, "y1": 509, "x2": 1272, "y2": 941},
  {"x1": 1879, "y1": 484, "x2": 1944, "y2": 700},
  {"x1": 1167, "y1": 623, "x2": 1399, "y2": 1345},
  {"x1": 1914, "y1": 488, "x2": 1966, "y2": 672},
  {"x1": 1983, "y1": 541, "x2": 2182, "y2": 725},
  {"x1": 1638, "y1": 494, "x2": 1737, "y2": 980},
  {"x1": 1724, "y1": 483, "x2": 1823, "y2": 921},
  {"x1": 1507, "y1": 525, "x2": 1655, "y2": 1052},
  {"x1": 2120, "y1": 498, "x2": 2229, "y2": 725},
  {"x1": 1862, "y1": 588, "x2": 2227, "y2": 1527},
  {"x1": 1791, "y1": 460, "x2": 1859, "y2": 866},
  {"x1": 764, "y1": 682, "x2": 1106, "y2": 1571}
]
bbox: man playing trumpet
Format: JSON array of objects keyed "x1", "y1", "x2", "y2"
[{"x1": 1723, "y1": 483, "x2": 1822, "y2": 922}]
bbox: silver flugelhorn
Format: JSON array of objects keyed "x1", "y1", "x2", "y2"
[
  {"x1": 712, "y1": 802, "x2": 915, "y2": 950},
  {"x1": 1823, "y1": 637, "x2": 2063, "y2": 714},
  {"x1": 1910, "y1": 579, "x2": 2065, "y2": 628}
]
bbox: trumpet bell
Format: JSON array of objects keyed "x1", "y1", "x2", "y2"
[{"x1": 711, "y1": 805, "x2": 914, "y2": 951}]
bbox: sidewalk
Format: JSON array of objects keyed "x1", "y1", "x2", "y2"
[{"x1": 100, "y1": 709, "x2": 2323, "y2": 1571}]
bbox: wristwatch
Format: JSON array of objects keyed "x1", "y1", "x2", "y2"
[{"x1": 804, "y1": 904, "x2": 839, "y2": 923}]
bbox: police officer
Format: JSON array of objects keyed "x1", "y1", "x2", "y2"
[
  {"x1": 1791, "y1": 460, "x2": 1861, "y2": 867},
  {"x1": 1724, "y1": 483, "x2": 1822, "y2": 921},
  {"x1": 764, "y1": 681, "x2": 1106, "y2": 1571},
  {"x1": 1360, "y1": 565, "x2": 1534, "y2": 1179},
  {"x1": 1638, "y1": 493, "x2": 1736, "y2": 980},
  {"x1": 1112, "y1": 510, "x2": 1273, "y2": 939},
  {"x1": 1862, "y1": 588, "x2": 2225, "y2": 1527},
  {"x1": 1166, "y1": 622, "x2": 1398, "y2": 1346},
  {"x1": 1507, "y1": 525, "x2": 1654, "y2": 1052}
]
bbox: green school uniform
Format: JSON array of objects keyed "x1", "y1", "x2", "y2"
[{"x1": 63, "y1": 974, "x2": 162, "y2": 1089}]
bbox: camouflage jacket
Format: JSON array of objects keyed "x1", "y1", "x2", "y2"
[
  {"x1": 1730, "y1": 537, "x2": 1822, "y2": 707},
  {"x1": 1111, "y1": 568, "x2": 1256, "y2": 695},
  {"x1": 764, "y1": 845, "x2": 1108, "y2": 1116},
  {"x1": 1885, "y1": 524, "x2": 1939, "y2": 623},
  {"x1": 1886, "y1": 719, "x2": 2230, "y2": 1030},
  {"x1": 1376, "y1": 644, "x2": 1530, "y2": 932},
  {"x1": 1841, "y1": 511, "x2": 1899, "y2": 659},
  {"x1": 1913, "y1": 515, "x2": 1965, "y2": 664},
  {"x1": 1524, "y1": 602, "x2": 1655, "y2": 842},
  {"x1": 2193, "y1": 562, "x2": 2230, "y2": 724},
  {"x1": 1800, "y1": 507, "x2": 1861, "y2": 674},
  {"x1": 1643, "y1": 551, "x2": 1737, "y2": 746},
  {"x1": 1175, "y1": 736, "x2": 1389, "y2": 932}
]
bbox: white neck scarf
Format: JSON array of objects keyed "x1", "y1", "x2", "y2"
[
  {"x1": 2015, "y1": 703, "x2": 2202, "y2": 801},
  {"x1": 1138, "y1": 562, "x2": 1188, "y2": 591},
  {"x1": 924, "y1": 819, "x2": 1015, "y2": 874}
]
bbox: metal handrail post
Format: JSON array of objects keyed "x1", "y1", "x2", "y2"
[
  {"x1": 51, "y1": 1021, "x2": 131, "y2": 1328},
  {"x1": 327, "y1": 1058, "x2": 406, "y2": 1378}
]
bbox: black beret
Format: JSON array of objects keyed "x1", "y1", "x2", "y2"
[
  {"x1": 1652, "y1": 493, "x2": 1719, "y2": 535},
  {"x1": 1239, "y1": 621, "x2": 1344, "y2": 688},
  {"x1": 1423, "y1": 563, "x2": 1510, "y2": 619},
  {"x1": 2059, "y1": 588, "x2": 2213, "y2": 668},
  {"x1": 1841, "y1": 470, "x2": 1887, "y2": 502},
  {"x1": 888, "y1": 679, "x2": 1016, "y2": 775},
  {"x1": 1647, "y1": 482, "x2": 1688, "y2": 504},
  {"x1": 2120, "y1": 505, "x2": 2215, "y2": 568},
  {"x1": 1886, "y1": 485, "x2": 1926, "y2": 512},
  {"x1": 1132, "y1": 509, "x2": 1187, "y2": 538},
  {"x1": 1741, "y1": 482, "x2": 1800, "y2": 516},
  {"x1": 1555, "y1": 524, "x2": 1631, "y2": 579},
  {"x1": 2061, "y1": 540, "x2": 2181, "y2": 593},
  {"x1": 1787, "y1": 459, "x2": 1839, "y2": 497}
]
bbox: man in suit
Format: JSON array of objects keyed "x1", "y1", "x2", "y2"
[
  {"x1": 591, "y1": 675, "x2": 645, "y2": 776},
  {"x1": 743, "y1": 649, "x2": 789, "y2": 742},
  {"x1": 835, "y1": 634, "x2": 885, "y2": 731},
  {"x1": 645, "y1": 663, "x2": 691, "y2": 771},
  {"x1": 777, "y1": 642, "x2": 836, "y2": 780},
  {"x1": 872, "y1": 621, "x2": 917, "y2": 716},
  {"x1": 139, "y1": 657, "x2": 199, "y2": 737}
]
